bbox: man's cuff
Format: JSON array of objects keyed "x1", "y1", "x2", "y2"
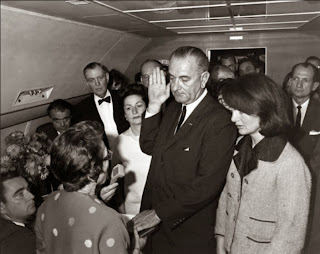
[{"x1": 145, "y1": 108, "x2": 158, "y2": 118}]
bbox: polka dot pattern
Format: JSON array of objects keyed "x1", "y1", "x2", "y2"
[
  {"x1": 68, "y1": 217, "x2": 75, "y2": 227},
  {"x1": 53, "y1": 228, "x2": 58, "y2": 236},
  {"x1": 84, "y1": 239, "x2": 92, "y2": 248},
  {"x1": 54, "y1": 192, "x2": 60, "y2": 201},
  {"x1": 89, "y1": 206, "x2": 97, "y2": 214},
  {"x1": 106, "y1": 238, "x2": 115, "y2": 247}
]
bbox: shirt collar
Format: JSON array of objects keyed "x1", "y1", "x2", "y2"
[
  {"x1": 183, "y1": 89, "x2": 207, "y2": 112},
  {"x1": 292, "y1": 98, "x2": 309, "y2": 109},
  {"x1": 94, "y1": 90, "x2": 111, "y2": 104}
]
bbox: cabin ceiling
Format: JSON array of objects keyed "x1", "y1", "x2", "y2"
[{"x1": 2, "y1": 0, "x2": 320, "y2": 37}]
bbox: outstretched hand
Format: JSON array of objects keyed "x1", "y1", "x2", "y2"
[{"x1": 147, "y1": 67, "x2": 170, "y2": 114}]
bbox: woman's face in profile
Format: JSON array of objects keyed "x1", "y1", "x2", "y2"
[
  {"x1": 97, "y1": 144, "x2": 110, "y2": 185},
  {"x1": 123, "y1": 94, "x2": 146, "y2": 126},
  {"x1": 230, "y1": 109, "x2": 261, "y2": 136}
]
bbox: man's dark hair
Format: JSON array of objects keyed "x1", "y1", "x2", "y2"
[
  {"x1": 220, "y1": 73, "x2": 290, "y2": 137},
  {"x1": 50, "y1": 121, "x2": 106, "y2": 192},
  {"x1": 47, "y1": 99, "x2": 73, "y2": 118},
  {"x1": 219, "y1": 54, "x2": 236, "y2": 64},
  {"x1": 170, "y1": 46, "x2": 209, "y2": 73},
  {"x1": 238, "y1": 57, "x2": 259, "y2": 69},
  {"x1": 306, "y1": 56, "x2": 320, "y2": 63},
  {"x1": 0, "y1": 170, "x2": 20, "y2": 203},
  {"x1": 83, "y1": 62, "x2": 109, "y2": 77}
]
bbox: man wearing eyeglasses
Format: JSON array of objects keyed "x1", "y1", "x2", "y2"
[
  {"x1": 36, "y1": 99, "x2": 73, "y2": 141},
  {"x1": 140, "y1": 59, "x2": 164, "y2": 88}
]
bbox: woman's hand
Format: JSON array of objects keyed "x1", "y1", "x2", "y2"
[
  {"x1": 100, "y1": 182, "x2": 119, "y2": 203},
  {"x1": 216, "y1": 235, "x2": 227, "y2": 254},
  {"x1": 132, "y1": 228, "x2": 147, "y2": 254}
]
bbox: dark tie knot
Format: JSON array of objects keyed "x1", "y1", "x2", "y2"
[
  {"x1": 297, "y1": 105, "x2": 301, "y2": 110},
  {"x1": 98, "y1": 96, "x2": 110, "y2": 105}
]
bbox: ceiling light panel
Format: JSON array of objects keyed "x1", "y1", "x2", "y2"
[{"x1": 177, "y1": 26, "x2": 298, "y2": 34}]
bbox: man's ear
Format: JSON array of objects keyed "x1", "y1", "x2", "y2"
[
  {"x1": 201, "y1": 71, "x2": 210, "y2": 88},
  {"x1": 0, "y1": 201, "x2": 7, "y2": 216},
  {"x1": 105, "y1": 72, "x2": 109, "y2": 84},
  {"x1": 312, "y1": 81, "x2": 319, "y2": 92}
]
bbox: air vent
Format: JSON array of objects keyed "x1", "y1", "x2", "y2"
[
  {"x1": 13, "y1": 87, "x2": 54, "y2": 106},
  {"x1": 65, "y1": 0, "x2": 90, "y2": 6}
]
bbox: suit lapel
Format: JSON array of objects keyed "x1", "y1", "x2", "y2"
[
  {"x1": 164, "y1": 94, "x2": 211, "y2": 151},
  {"x1": 302, "y1": 98, "x2": 316, "y2": 129}
]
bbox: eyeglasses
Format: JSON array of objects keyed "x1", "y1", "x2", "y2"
[{"x1": 103, "y1": 149, "x2": 113, "y2": 161}]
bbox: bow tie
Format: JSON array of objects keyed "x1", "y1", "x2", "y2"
[{"x1": 98, "y1": 96, "x2": 110, "y2": 105}]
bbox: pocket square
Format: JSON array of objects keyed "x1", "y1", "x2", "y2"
[
  {"x1": 183, "y1": 147, "x2": 190, "y2": 151},
  {"x1": 309, "y1": 130, "x2": 320, "y2": 136}
]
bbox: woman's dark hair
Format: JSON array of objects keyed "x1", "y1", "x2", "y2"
[
  {"x1": 50, "y1": 121, "x2": 106, "y2": 191},
  {"x1": 220, "y1": 73, "x2": 290, "y2": 137},
  {"x1": 108, "y1": 69, "x2": 128, "y2": 90},
  {"x1": 119, "y1": 83, "x2": 148, "y2": 110}
]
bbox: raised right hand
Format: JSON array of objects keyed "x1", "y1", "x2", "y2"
[{"x1": 147, "y1": 67, "x2": 170, "y2": 114}]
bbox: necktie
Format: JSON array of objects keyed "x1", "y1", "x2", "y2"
[
  {"x1": 176, "y1": 106, "x2": 186, "y2": 133},
  {"x1": 295, "y1": 105, "x2": 301, "y2": 128},
  {"x1": 98, "y1": 96, "x2": 110, "y2": 105}
]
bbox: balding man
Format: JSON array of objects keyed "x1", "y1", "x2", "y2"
[
  {"x1": 208, "y1": 64, "x2": 235, "y2": 98},
  {"x1": 132, "y1": 46, "x2": 237, "y2": 253},
  {"x1": 140, "y1": 59, "x2": 163, "y2": 88}
]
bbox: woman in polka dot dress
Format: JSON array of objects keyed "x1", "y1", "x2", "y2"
[{"x1": 35, "y1": 121, "x2": 143, "y2": 254}]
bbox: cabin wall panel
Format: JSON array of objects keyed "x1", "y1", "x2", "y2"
[
  {"x1": 1, "y1": 6, "x2": 150, "y2": 128},
  {"x1": 126, "y1": 31, "x2": 320, "y2": 86}
]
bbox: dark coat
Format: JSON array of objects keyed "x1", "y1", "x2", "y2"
[
  {"x1": 288, "y1": 98, "x2": 320, "y2": 165},
  {"x1": 140, "y1": 93, "x2": 237, "y2": 254},
  {"x1": 0, "y1": 217, "x2": 36, "y2": 254},
  {"x1": 35, "y1": 122, "x2": 58, "y2": 142},
  {"x1": 74, "y1": 90, "x2": 129, "y2": 147}
]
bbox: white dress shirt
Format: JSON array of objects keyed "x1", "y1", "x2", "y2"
[
  {"x1": 145, "y1": 89, "x2": 208, "y2": 131},
  {"x1": 94, "y1": 90, "x2": 119, "y2": 145},
  {"x1": 292, "y1": 98, "x2": 309, "y2": 126}
]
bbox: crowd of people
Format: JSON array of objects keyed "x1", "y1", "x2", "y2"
[{"x1": 1, "y1": 47, "x2": 319, "y2": 254}]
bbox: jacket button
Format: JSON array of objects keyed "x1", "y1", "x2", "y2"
[
  {"x1": 244, "y1": 179, "x2": 248, "y2": 184},
  {"x1": 161, "y1": 161, "x2": 164, "y2": 166},
  {"x1": 226, "y1": 210, "x2": 229, "y2": 216},
  {"x1": 228, "y1": 193, "x2": 232, "y2": 197},
  {"x1": 231, "y1": 173, "x2": 234, "y2": 178}
]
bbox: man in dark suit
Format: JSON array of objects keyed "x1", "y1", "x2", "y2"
[
  {"x1": 36, "y1": 99, "x2": 73, "y2": 141},
  {"x1": 132, "y1": 46, "x2": 237, "y2": 254},
  {"x1": 287, "y1": 62, "x2": 320, "y2": 253},
  {"x1": 288, "y1": 62, "x2": 320, "y2": 165},
  {"x1": 0, "y1": 170, "x2": 36, "y2": 254},
  {"x1": 74, "y1": 62, "x2": 129, "y2": 148}
]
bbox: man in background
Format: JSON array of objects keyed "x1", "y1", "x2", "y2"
[
  {"x1": 36, "y1": 99, "x2": 72, "y2": 141},
  {"x1": 0, "y1": 170, "x2": 36, "y2": 254},
  {"x1": 219, "y1": 54, "x2": 237, "y2": 75},
  {"x1": 74, "y1": 62, "x2": 129, "y2": 148},
  {"x1": 238, "y1": 58, "x2": 260, "y2": 76},
  {"x1": 208, "y1": 64, "x2": 235, "y2": 98},
  {"x1": 140, "y1": 59, "x2": 164, "y2": 88}
]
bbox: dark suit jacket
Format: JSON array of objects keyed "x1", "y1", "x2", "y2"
[
  {"x1": 0, "y1": 217, "x2": 36, "y2": 254},
  {"x1": 288, "y1": 98, "x2": 320, "y2": 165},
  {"x1": 140, "y1": 93, "x2": 237, "y2": 254},
  {"x1": 305, "y1": 138, "x2": 320, "y2": 254},
  {"x1": 74, "y1": 90, "x2": 129, "y2": 147},
  {"x1": 35, "y1": 122, "x2": 58, "y2": 142}
]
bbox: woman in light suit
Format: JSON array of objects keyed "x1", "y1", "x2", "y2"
[{"x1": 215, "y1": 74, "x2": 311, "y2": 254}]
